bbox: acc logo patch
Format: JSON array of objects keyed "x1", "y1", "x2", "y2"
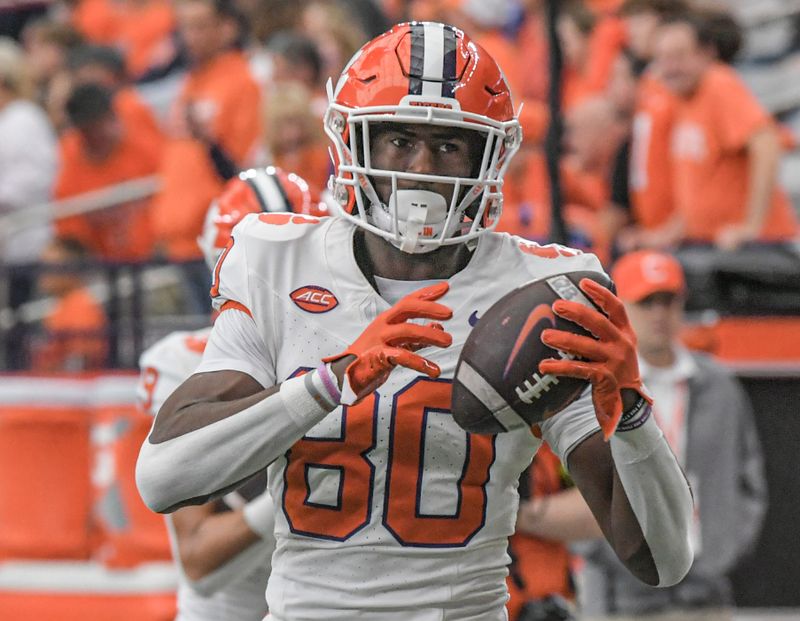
[{"x1": 290, "y1": 285, "x2": 339, "y2": 313}]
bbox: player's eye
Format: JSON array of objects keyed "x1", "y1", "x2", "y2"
[
  {"x1": 390, "y1": 136, "x2": 412, "y2": 148},
  {"x1": 438, "y1": 142, "x2": 461, "y2": 153}
]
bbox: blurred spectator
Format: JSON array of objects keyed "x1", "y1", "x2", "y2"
[
  {"x1": 578, "y1": 249, "x2": 767, "y2": 620},
  {"x1": 558, "y1": 0, "x2": 600, "y2": 110},
  {"x1": 152, "y1": 0, "x2": 262, "y2": 262},
  {"x1": 0, "y1": 1, "x2": 50, "y2": 40},
  {"x1": 268, "y1": 32, "x2": 322, "y2": 91},
  {"x1": 67, "y1": 44, "x2": 164, "y2": 148},
  {"x1": 243, "y1": 0, "x2": 304, "y2": 47},
  {"x1": 564, "y1": 96, "x2": 629, "y2": 260},
  {"x1": 564, "y1": 97, "x2": 627, "y2": 178},
  {"x1": 696, "y1": 6, "x2": 743, "y2": 65},
  {"x1": 0, "y1": 35, "x2": 58, "y2": 370},
  {"x1": 234, "y1": 0, "x2": 306, "y2": 89},
  {"x1": 31, "y1": 237, "x2": 108, "y2": 372},
  {"x1": 268, "y1": 31, "x2": 325, "y2": 113},
  {"x1": 558, "y1": 0, "x2": 627, "y2": 112},
  {"x1": 499, "y1": 89, "x2": 625, "y2": 255},
  {"x1": 514, "y1": 0, "x2": 549, "y2": 102},
  {"x1": 299, "y1": 0, "x2": 366, "y2": 83},
  {"x1": 68, "y1": 0, "x2": 175, "y2": 79},
  {"x1": 0, "y1": 36, "x2": 58, "y2": 267},
  {"x1": 652, "y1": 14, "x2": 798, "y2": 249},
  {"x1": 54, "y1": 83, "x2": 158, "y2": 261},
  {"x1": 331, "y1": 0, "x2": 388, "y2": 39},
  {"x1": 603, "y1": 1, "x2": 688, "y2": 255},
  {"x1": 506, "y1": 445, "x2": 600, "y2": 621},
  {"x1": 500, "y1": 153, "x2": 615, "y2": 260},
  {"x1": 264, "y1": 81, "x2": 330, "y2": 197},
  {"x1": 620, "y1": 0, "x2": 688, "y2": 66},
  {"x1": 20, "y1": 17, "x2": 83, "y2": 128}
]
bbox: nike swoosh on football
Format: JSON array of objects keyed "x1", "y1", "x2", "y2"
[{"x1": 502, "y1": 304, "x2": 556, "y2": 380}]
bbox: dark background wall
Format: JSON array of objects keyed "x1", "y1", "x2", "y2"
[{"x1": 732, "y1": 376, "x2": 800, "y2": 607}]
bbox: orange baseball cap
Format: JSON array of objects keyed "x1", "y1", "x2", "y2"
[{"x1": 611, "y1": 250, "x2": 686, "y2": 302}]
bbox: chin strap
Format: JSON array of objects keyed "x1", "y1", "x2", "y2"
[{"x1": 369, "y1": 189, "x2": 458, "y2": 254}]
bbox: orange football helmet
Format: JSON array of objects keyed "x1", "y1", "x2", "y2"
[
  {"x1": 324, "y1": 21, "x2": 521, "y2": 253},
  {"x1": 198, "y1": 166, "x2": 329, "y2": 268}
]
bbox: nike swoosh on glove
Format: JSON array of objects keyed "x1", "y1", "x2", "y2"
[
  {"x1": 538, "y1": 278, "x2": 652, "y2": 439},
  {"x1": 323, "y1": 282, "x2": 453, "y2": 405}
]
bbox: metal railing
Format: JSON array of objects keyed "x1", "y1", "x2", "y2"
[{"x1": 0, "y1": 176, "x2": 212, "y2": 371}]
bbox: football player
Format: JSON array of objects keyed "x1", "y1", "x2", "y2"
[
  {"x1": 137, "y1": 167, "x2": 325, "y2": 620},
  {"x1": 138, "y1": 23, "x2": 693, "y2": 620}
]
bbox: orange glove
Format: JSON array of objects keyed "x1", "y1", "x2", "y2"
[
  {"x1": 323, "y1": 282, "x2": 453, "y2": 405},
  {"x1": 538, "y1": 278, "x2": 652, "y2": 439}
]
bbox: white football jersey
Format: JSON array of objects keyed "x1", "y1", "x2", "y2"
[
  {"x1": 138, "y1": 328, "x2": 270, "y2": 621},
  {"x1": 138, "y1": 328, "x2": 212, "y2": 418},
  {"x1": 201, "y1": 213, "x2": 605, "y2": 620}
]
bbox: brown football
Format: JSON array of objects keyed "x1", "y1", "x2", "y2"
[{"x1": 451, "y1": 271, "x2": 613, "y2": 434}]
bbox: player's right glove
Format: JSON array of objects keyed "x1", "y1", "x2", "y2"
[
  {"x1": 322, "y1": 282, "x2": 453, "y2": 405},
  {"x1": 538, "y1": 278, "x2": 652, "y2": 439}
]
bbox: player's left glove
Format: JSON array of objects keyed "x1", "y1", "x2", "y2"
[{"x1": 537, "y1": 278, "x2": 652, "y2": 440}]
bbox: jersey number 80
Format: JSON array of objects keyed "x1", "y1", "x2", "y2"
[{"x1": 282, "y1": 376, "x2": 496, "y2": 548}]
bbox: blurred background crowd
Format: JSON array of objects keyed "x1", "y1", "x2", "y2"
[
  {"x1": 0, "y1": 0, "x2": 800, "y2": 619},
  {"x1": 0, "y1": 0, "x2": 798, "y2": 372}
]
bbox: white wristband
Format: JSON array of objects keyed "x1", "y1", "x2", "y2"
[
  {"x1": 242, "y1": 491, "x2": 276, "y2": 540},
  {"x1": 279, "y1": 372, "x2": 337, "y2": 429}
]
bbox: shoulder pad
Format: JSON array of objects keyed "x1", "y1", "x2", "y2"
[{"x1": 510, "y1": 236, "x2": 606, "y2": 278}]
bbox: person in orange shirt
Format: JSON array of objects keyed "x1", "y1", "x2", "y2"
[
  {"x1": 152, "y1": 0, "x2": 262, "y2": 262},
  {"x1": 653, "y1": 14, "x2": 798, "y2": 249},
  {"x1": 558, "y1": 1, "x2": 600, "y2": 112},
  {"x1": 611, "y1": 0, "x2": 688, "y2": 252},
  {"x1": 499, "y1": 96, "x2": 626, "y2": 264},
  {"x1": 558, "y1": 0, "x2": 627, "y2": 113},
  {"x1": 55, "y1": 83, "x2": 159, "y2": 261},
  {"x1": 514, "y1": 0, "x2": 624, "y2": 113},
  {"x1": 112, "y1": 0, "x2": 176, "y2": 79},
  {"x1": 31, "y1": 237, "x2": 108, "y2": 372},
  {"x1": 68, "y1": 0, "x2": 175, "y2": 79},
  {"x1": 602, "y1": 48, "x2": 679, "y2": 255},
  {"x1": 67, "y1": 44, "x2": 164, "y2": 149}
]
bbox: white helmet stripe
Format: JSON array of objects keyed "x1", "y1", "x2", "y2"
[{"x1": 421, "y1": 22, "x2": 445, "y2": 97}]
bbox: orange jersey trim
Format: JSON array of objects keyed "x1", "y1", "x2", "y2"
[{"x1": 220, "y1": 300, "x2": 252, "y2": 318}]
